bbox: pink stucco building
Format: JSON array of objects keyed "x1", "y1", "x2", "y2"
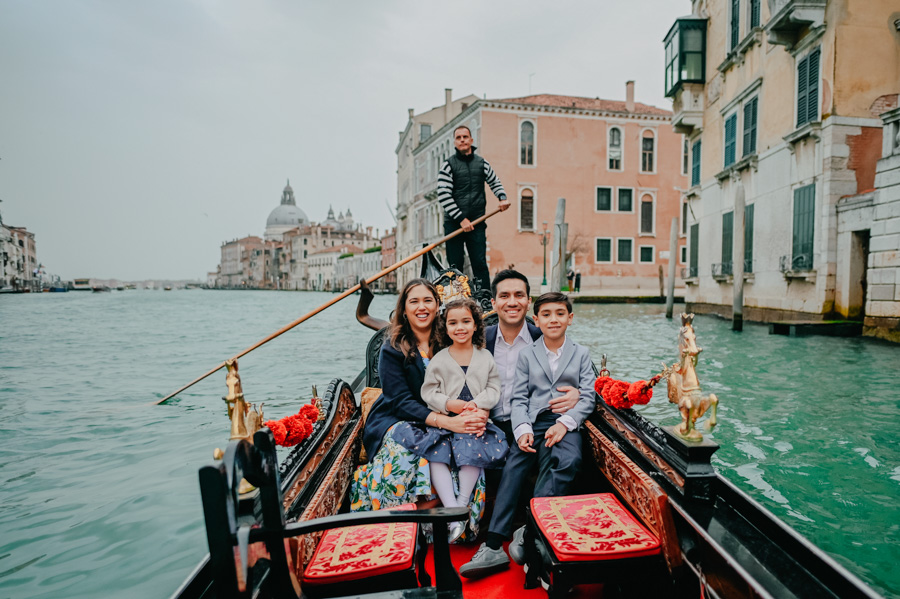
[{"x1": 395, "y1": 85, "x2": 689, "y2": 293}]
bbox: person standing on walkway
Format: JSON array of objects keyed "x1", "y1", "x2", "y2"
[{"x1": 437, "y1": 125, "x2": 510, "y2": 291}]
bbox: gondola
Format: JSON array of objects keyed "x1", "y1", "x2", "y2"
[{"x1": 168, "y1": 248, "x2": 883, "y2": 599}]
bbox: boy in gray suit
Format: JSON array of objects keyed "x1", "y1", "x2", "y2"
[{"x1": 460, "y1": 292, "x2": 596, "y2": 578}]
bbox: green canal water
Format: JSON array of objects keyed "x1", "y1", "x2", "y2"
[{"x1": 0, "y1": 291, "x2": 898, "y2": 598}]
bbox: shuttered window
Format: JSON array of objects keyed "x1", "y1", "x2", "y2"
[
  {"x1": 722, "y1": 211, "x2": 733, "y2": 268},
  {"x1": 640, "y1": 196, "x2": 654, "y2": 234},
  {"x1": 744, "y1": 203, "x2": 754, "y2": 273},
  {"x1": 750, "y1": 0, "x2": 760, "y2": 28},
  {"x1": 618, "y1": 188, "x2": 633, "y2": 212},
  {"x1": 692, "y1": 139, "x2": 701, "y2": 186},
  {"x1": 792, "y1": 185, "x2": 815, "y2": 270},
  {"x1": 724, "y1": 113, "x2": 738, "y2": 167},
  {"x1": 520, "y1": 189, "x2": 534, "y2": 230},
  {"x1": 689, "y1": 224, "x2": 699, "y2": 277},
  {"x1": 596, "y1": 187, "x2": 612, "y2": 211},
  {"x1": 797, "y1": 48, "x2": 820, "y2": 127},
  {"x1": 617, "y1": 238, "x2": 633, "y2": 263},
  {"x1": 743, "y1": 97, "x2": 758, "y2": 156},
  {"x1": 730, "y1": 0, "x2": 740, "y2": 49},
  {"x1": 596, "y1": 238, "x2": 612, "y2": 263}
]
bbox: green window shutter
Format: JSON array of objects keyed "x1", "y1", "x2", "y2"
[
  {"x1": 689, "y1": 223, "x2": 699, "y2": 277},
  {"x1": 743, "y1": 98, "x2": 758, "y2": 156},
  {"x1": 792, "y1": 185, "x2": 815, "y2": 270},
  {"x1": 744, "y1": 203, "x2": 754, "y2": 272},
  {"x1": 692, "y1": 140, "x2": 701, "y2": 186},
  {"x1": 722, "y1": 211, "x2": 734, "y2": 267},
  {"x1": 596, "y1": 188, "x2": 612, "y2": 211},
  {"x1": 596, "y1": 239, "x2": 612, "y2": 262},
  {"x1": 751, "y1": 0, "x2": 760, "y2": 28},
  {"x1": 807, "y1": 48, "x2": 820, "y2": 122},
  {"x1": 618, "y1": 239, "x2": 633, "y2": 262},
  {"x1": 731, "y1": 0, "x2": 740, "y2": 49},
  {"x1": 724, "y1": 114, "x2": 737, "y2": 167},
  {"x1": 797, "y1": 56, "x2": 809, "y2": 127},
  {"x1": 618, "y1": 188, "x2": 633, "y2": 212}
]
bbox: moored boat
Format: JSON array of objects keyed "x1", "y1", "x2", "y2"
[{"x1": 169, "y1": 251, "x2": 883, "y2": 599}]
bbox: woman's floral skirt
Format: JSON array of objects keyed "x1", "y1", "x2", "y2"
[{"x1": 350, "y1": 424, "x2": 486, "y2": 540}]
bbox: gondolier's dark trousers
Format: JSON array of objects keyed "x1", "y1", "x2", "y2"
[{"x1": 444, "y1": 222, "x2": 490, "y2": 292}]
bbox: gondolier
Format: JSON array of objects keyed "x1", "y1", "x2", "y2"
[{"x1": 437, "y1": 125, "x2": 510, "y2": 291}]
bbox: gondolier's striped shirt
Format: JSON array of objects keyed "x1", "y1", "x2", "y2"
[{"x1": 436, "y1": 158, "x2": 506, "y2": 222}]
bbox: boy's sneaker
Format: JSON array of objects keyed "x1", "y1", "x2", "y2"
[
  {"x1": 459, "y1": 543, "x2": 510, "y2": 578},
  {"x1": 509, "y1": 525, "x2": 527, "y2": 565}
]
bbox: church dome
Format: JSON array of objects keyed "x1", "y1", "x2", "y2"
[
  {"x1": 267, "y1": 203, "x2": 309, "y2": 227},
  {"x1": 266, "y1": 180, "x2": 309, "y2": 228}
]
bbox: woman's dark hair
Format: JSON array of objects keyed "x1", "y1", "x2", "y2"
[
  {"x1": 439, "y1": 297, "x2": 486, "y2": 349},
  {"x1": 389, "y1": 278, "x2": 442, "y2": 360}
]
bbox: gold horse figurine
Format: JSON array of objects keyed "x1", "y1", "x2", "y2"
[{"x1": 666, "y1": 313, "x2": 719, "y2": 441}]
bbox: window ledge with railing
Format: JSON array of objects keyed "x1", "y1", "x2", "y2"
[
  {"x1": 780, "y1": 255, "x2": 816, "y2": 281},
  {"x1": 681, "y1": 266, "x2": 699, "y2": 285},
  {"x1": 715, "y1": 153, "x2": 759, "y2": 184},
  {"x1": 711, "y1": 261, "x2": 755, "y2": 283},
  {"x1": 784, "y1": 121, "x2": 822, "y2": 149}
]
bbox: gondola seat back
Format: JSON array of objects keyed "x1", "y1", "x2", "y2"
[{"x1": 200, "y1": 429, "x2": 468, "y2": 599}]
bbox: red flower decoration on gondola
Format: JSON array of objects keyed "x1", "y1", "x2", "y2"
[
  {"x1": 265, "y1": 420, "x2": 288, "y2": 445},
  {"x1": 284, "y1": 414, "x2": 313, "y2": 446},
  {"x1": 605, "y1": 380, "x2": 633, "y2": 410},
  {"x1": 297, "y1": 404, "x2": 320, "y2": 422},
  {"x1": 627, "y1": 380, "x2": 653, "y2": 405},
  {"x1": 594, "y1": 376, "x2": 612, "y2": 395}
]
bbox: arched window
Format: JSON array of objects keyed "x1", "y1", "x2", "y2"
[
  {"x1": 641, "y1": 130, "x2": 655, "y2": 173},
  {"x1": 640, "y1": 194, "x2": 655, "y2": 235},
  {"x1": 520, "y1": 189, "x2": 535, "y2": 230},
  {"x1": 608, "y1": 127, "x2": 622, "y2": 170},
  {"x1": 520, "y1": 121, "x2": 535, "y2": 166}
]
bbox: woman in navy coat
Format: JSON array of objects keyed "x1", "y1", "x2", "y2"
[{"x1": 351, "y1": 279, "x2": 488, "y2": 517}]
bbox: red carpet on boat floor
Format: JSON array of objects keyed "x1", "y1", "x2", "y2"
[{"x1": 422, "y1": 542, "x2": 604, "y2": 599}]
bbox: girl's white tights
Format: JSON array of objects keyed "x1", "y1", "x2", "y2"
[{"x1": 430, "y1": 462, "x2": 483, "y2": 508}]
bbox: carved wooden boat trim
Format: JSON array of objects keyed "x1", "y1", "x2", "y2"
[{"x1": 586, "y1": 421, "x2": 682, "y2": 570}]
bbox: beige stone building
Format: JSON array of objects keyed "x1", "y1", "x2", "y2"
[
  {"x1": 665, "y1": 0, "x2": 900, "y2": 339},
  {"x1": 395, "y1": 88, "x2": 689, "y2": 293},
  {"x1": 0, "y1": 224, "x2": 38, "y2": 291}
]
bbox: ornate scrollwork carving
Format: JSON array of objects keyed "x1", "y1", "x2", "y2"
[
  {"x1": 585, "y1": 422, "x2": 681, "y2": 570},
  {"x1": 596, "y1": 406, "x2": 686, "y2": 489}
]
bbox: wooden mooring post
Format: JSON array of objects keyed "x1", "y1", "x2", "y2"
[{"x1": 666, "y1": 217, "x2": 678, "y2": 319}]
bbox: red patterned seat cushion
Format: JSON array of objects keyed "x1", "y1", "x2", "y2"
[
  {"x1": 301, "y1": 504, "x2": 417, "y2": 586},
  {"x1": 531, "y1": 493, "x2": 661, "y2": 562}
]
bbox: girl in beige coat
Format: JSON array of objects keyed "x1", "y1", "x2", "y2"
[{"x1": 393, "y1": 298, "x2": 509, "y2": 540}]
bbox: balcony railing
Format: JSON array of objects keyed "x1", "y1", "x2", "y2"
[
  {"x1": 681, "y1": 266, "x2": 699, "y2": 279},
  {"x1": 766, "y1": 0, "x2": 826, "y2": 49},
  {"x1": 711, "y1": 262, "x2": 733, "y2": 279},
  {"x1": 780, "y1": 253, "x2": 813, "y2": 273}
]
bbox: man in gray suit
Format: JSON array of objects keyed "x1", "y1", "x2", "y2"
[{"x1": 460, "y1": 292, "x2": 596, "y2": 578}]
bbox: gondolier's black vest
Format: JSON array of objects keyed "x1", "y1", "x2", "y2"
[{"x1": 446, "y1": 149, "x2": 487, "y2": 224}]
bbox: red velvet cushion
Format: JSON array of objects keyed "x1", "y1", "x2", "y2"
[
  {"x1": 531, "y1": 493, "x2": 660, "y2": 562},
  {"x1": 302, "y1": 504, "x2": 417, "y2": 586}
]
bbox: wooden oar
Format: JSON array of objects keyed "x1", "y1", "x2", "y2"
[{"x1": 154, "y1": 208, "x2": 503, "y2": 404}]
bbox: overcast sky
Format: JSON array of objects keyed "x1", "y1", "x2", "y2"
[{"x1": 0, "y1": 0, "x2": 686, "y2": 280}]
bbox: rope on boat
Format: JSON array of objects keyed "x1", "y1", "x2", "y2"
[{"x1": 153, "y1": 208, "x2": 504, "y2": 405}]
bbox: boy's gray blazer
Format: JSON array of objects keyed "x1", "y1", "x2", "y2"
[
  {"x1": 510, "y1": 337, "x2": 596, "y2": 432},
  {"x1": 421, "y1": 347, "x2": 501, "y2": 414}
]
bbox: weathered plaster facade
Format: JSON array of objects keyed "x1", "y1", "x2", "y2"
[{"x1": 668, "y1": 0, "x2": 900, "y2": 336}]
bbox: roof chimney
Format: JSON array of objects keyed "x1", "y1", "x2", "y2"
[
  {"x1": 408, "y1": 108, "x2": 414, "y2": 120},
  {"x1": 626, "y1": 81, "x2": 635, "y2": 113},
  {"x1": 445, "y1": 88, "x2": 453, "y2": 123}
]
